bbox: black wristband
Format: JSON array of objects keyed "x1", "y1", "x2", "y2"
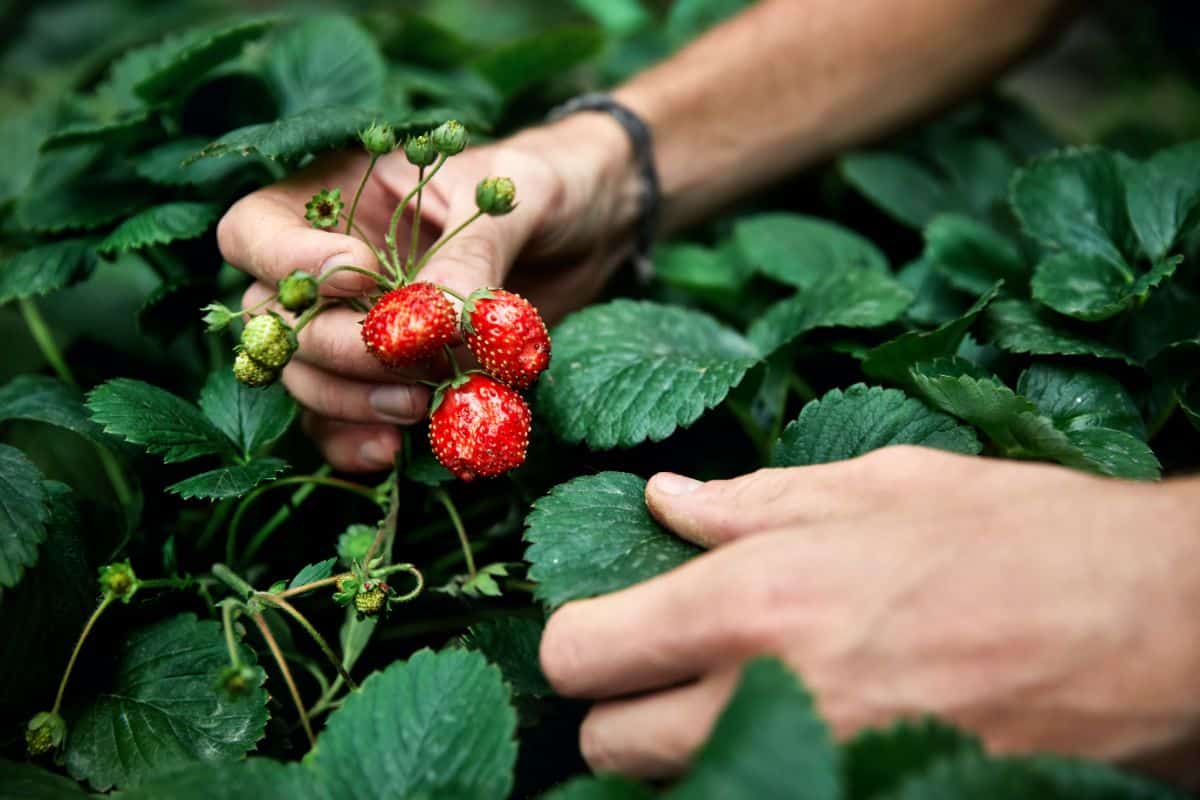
[{"x1": 547, "y1": 93, "x2": 660, "y2": 281}]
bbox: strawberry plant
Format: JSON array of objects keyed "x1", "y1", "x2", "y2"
[{"x1": 1, "y1": 2, "x2": 1198, "y2": 799}]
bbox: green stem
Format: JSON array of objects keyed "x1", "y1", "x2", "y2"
[
  {"x1": 291, "y1": 300, "x2": 337, "y2": 337},
  {"x1": 251, "y1": 611, "x2": 315, "y2": 748},
  {"x1": 387, "y1": 155, "x2": 448, "y2": 274},
  {"x1": 787, "y1": 373, "x2": 817, "y2": 402},
  {"x1": 340, "y1": 217, "x2": 393, "y2": 278},
  {"x1": 435, "y1": 284, "x2": 468, "y2": 304},
  {"x1": 362, "y1": 478, "x2": 401, "y2": 569},
  {"x1": 197, "y1": 499, "x2": 235, "y2": 550},
  {"x1": 378, "y1": 562, "x2": 423, "y2": 601},
  {"x1": 20, "y1": 297, "x2": 134, "y2": 507},
  {"x1": 412, "y1": 210, "x2": 484, "y2": 275},
  {"x1": 258, "y1": 594, "x2": 358, "y2": 690},
  {"x1": 276, "y1": 573, "x2": 347, "y2": 599},
  {"x1": 231, "y1": 472, "x2": 379, "y2": 565},
  {"x1": 211, "y1": 563, "x2": 256, "y2": 600},
  {"x1": 405, "y1": 165, "x2": 426, "y2": 274},
  {"x1": 238, "y1": 295, "x2": 277, "y2": 318},
  {"x1": 344, "y1": 155, "x2": 379, "y2": 236},
  {"x1": 221, "y1": 601, "x2": 243, "y2": 668},
  {"x1": 443, "y1": 345, "x2": 463, "y2": 379},
  {"x1": 725, "y1": 398, "x2": 771, "y2": 464},
  {"x1": 316, "y1": 265, "x2": 390, "y2": 291},
  {"x1": 52, "y1": 593, "x2": 114, "y2": 714},
  {"x1": 433, "y1": 488, "x2": 475, "y2": 578}
]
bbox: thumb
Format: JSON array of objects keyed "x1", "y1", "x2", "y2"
[
  {"x1": 644, "y1": 467, "x2": 829, "y2": 548},
  {"x1": 416, "y1": 181, "x2": 537, "y2": 303}
]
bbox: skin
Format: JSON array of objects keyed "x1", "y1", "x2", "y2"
[{"x1": 218, "y1": 0, "x2": 1200, "y2": 786}]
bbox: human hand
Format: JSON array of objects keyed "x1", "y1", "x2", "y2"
[
  {"x1": 217, "y1": 114, "x2": 638, "y2": 470},
  {"x1": 539, "y1": 447, "x2": 1200, "y2": 781}
]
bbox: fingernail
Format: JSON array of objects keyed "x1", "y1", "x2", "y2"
[
  {"x1": 359, "y1": 439, "x2": 395, "y2": 470},
  {"x1": 652, "y1": 473, "x2": 702, "y2": 496},
  {"x1": 320, "y1": 252, "x2": 369, "y2": 294},
  {"x1": 370, "y1": 385, "x2": 426, "y2": 422}
]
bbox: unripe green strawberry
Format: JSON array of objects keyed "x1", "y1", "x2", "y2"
[
  {"x1": 25, "y1": 712, "x2": 66, "y2": 756},
  {"x1": 241, "y1": 313, "x2": 295, "y2": 369},
  {"x1": 404, "y1": 133, "x2": 437, "y2": 167},
  {"x1": 475, "y1": 177, "x2": 516, "y2": 216},
  {"x1": 233, "y1": 352, "x2": 277, "y2": 387},
  {"x1": 430, "y1": 374, "x2": 531, "y2": 481},
  {"x1": 215, "y1": 665, "x2": 259, "y2": 697},
  {"x1": 361, "y1": 282, "x2": 457, "y2": 367},
  {"x1": 354, "y1": 582, "x2": 388, "y2": 615},
  {"x1": 359, "y1": 121, "x2": 396, "y2": 155},
  {"x1": 278, "y1": 270, "x2": 319, "y2": 312},
  {"x1": 98, "y1": 560, "x2": 139, "y2": 603},
  {"x1": 464, "y1": 289, "x2": 550, "y2": 388},
  {"x1": 431, "y1": 120, "x2": 467, "y2": 156}
]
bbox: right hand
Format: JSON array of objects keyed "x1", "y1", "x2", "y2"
[{"x1": 217, "y1": 114, "x2": 639, "y2": 471}]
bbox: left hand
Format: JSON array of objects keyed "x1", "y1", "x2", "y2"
[{"x1": 539, "y1": 446, "x2": 1200, "y2": 781}]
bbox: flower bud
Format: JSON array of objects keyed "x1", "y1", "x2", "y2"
[
  {"x1": 215, "y1": 665, "x2": 260, "y2": 697},
  {"x1": 430, "y1": 120, "x2": 468, "y2": 156},
  {"x1": 475, "y1": 177, "x2": 517, "y2": 216},
  {"x1": 26, "y1": 711, "x2": 67, "y2": 756},
  {"x1": 359, "y1": 121, "x2": 396, "y2": 156},
  {"x1": 277, "y1": 270, "x2": 319, "y2": 312},
  {"x1": 98, "y1": 560, "x2": 139, "y2": 602},
  {"x1": 403, "y1": 134, "x2": 437, "y2": 167}
]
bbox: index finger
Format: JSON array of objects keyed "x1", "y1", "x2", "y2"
[{"x1": 217, "y1": 191, "x2": 386, "y2": 296}]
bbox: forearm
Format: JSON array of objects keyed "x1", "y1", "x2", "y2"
[{"x1": 614, "y1": 0, "x2": 1072, "y2": 230}]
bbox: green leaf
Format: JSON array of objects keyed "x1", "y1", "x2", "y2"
[
  {"x1": 655, "y1": 242, "x2": 747, "y2": 291},
  {"x1": 933, "y1": 137, "x2": 1018, "y2": 220},
  {"x1": 982, "y1": 300, "x2": 1137, "y2": 365},
  {"x1": 198, "y1": 369, "x2": 297, "y2": 457},
  {"x1": 772, "y1": 384, "x2": 980, "y2": 466},
  {"x1": 311, "y1": 648, "x2": 517, "y2": 799},
  {"x1": 288, "y1": 557, "x2": 336, "y2": 592},
  {"x1": 40, "y1": 111, "x2": 162, "y2": 152},
  {"x1": 734, "y1": 213, "x2": 888, "y2": 289},
  {"x1": 668, "y1": 658, "x2": 838, "y2": 800},
  {"x1": 112, "y1": 761, "x2": 304, "y2": 800},
  {"x1": 538, "y1": 300, "x2": 759, "y2": 449},
  {"x1": 0, "y1": 375, "x2": 106, "y2": 444},
  {"x1": 167, "y1": 458, "x2": 288, "y2": 500},
  {"x1": 1016, "y1": 363, "x2": 1146, "y2": 439},
  {"x1": 88, "y1": 378, "x2": 231, "y2": 463},
  {"x1": 64, "y1": 613, "x2": 268, "y2": 791},
  {"x1": 844, "y1": 719, "x2": 982, "y2": 800},
  {"x1": 404, "y1": 445, "x2": 453, "y2": 487},
  {"x1": 370, "y1": 11, "x2": 476, "y2": 69},
  {"x1": 0, "y1": 103, "x2": 51, "y2": 205},
  {"x1": 135, "y1": 139, "x2": 263, "y2": 186},
  {"x1": 461, "y1": 616, "x2": 552, "y2": 698},
  {"x1": 748, "y1": 270, "x2": 913, "y2": 355},
  {"x1": 666, "y1": 0, "x2": 753, "y2": 47},
  {"x1": 897, "y1": 257, "x2": 972, "y2": 327},
  {"x1": 862, "y1": 283, "x2": 1000, "y2": 387},
  {"x1": 0, "y1": 445, "x2": 49, "y2": 589},
  {"x1": 0, "y1": 238, "x2": 98, "y2": 304},
  {"x1": 194, "y1": 105, "x2": 454, "y2": 163},
  {"x1": 570, "y1": 0, "x2": 650, "y2": 35},
  {"x1": 840, "y1": 151, "x2": 965, "y2": 229},
  {"x1": 1124, "y1": 139, "x2": 1200, "y2": 260},
  {"x1": 473, "y1": 25, "x2": 604, "y2": 100},
  {"x1": 97, "y1": 202, "x2": 221, "y2": 255},
  {"x1": 543, "y1": 776, "x2": 654, "y2": 800},
  {"x1": 1031, "y1": 251, "x2": 1179, "y2": 323},
  {"x1": 910, "y1": 359, "x2": 1159, "y2": 479},
  {"x1": 0, "y1": 760, "x2": 88, "y2": 798},
  {"x1": 924, "y1": 215, "x2": 1026, "y2": 295},
  {"x1": 1010, "y1": 147, "x2": 1131, "y2": 268},
  {"x1": 16, "y1": 144, "x2": 148, "y2": 234},
  {"x1": 133, "y1": 18, "x2": 276, "y2": 103},
  {"x1": 265, "y1": 15, "x2": 385, "y2": 116},
  {"x1": 524, "y1": 472, "x2": 701, "y2": 609}
]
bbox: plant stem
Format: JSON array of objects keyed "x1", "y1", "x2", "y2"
[
  {"x1": 221, "y1": 601, "x2": 243, "y2": 668},
  {"x1": 787, "y1": 373, "x2": 816, "y2": 402},
  {"x1": 276, "y1": 573, "x2": 347, "y2": 599},
  {"x1": 443, "y1": 345, "x2": 463, "y2": 379},
  {"x1": 291, "y1": 300, "x2": 338, "y2": 336},
  {"x1": 339, "y1": 216, "x2": 393, "y2": 278},
  {"x1": 230, "y1": 471, "x2": 380, "y2": 565},
  {"x1": 251, "y1": 611, "x2": 315, "y2": 748},
  {"x1": 344, "y1": 155, "x2": 379, "y2": 236},
  {"x1": 378, "y1": 562, "x2": 423, "y2": 601},
  {"x1": 316, "y1": 265, "x2": 390, "y2": 291},
  {"x1": 197, "y1": 498, "x2": 235, "y2": 550},
  {"x1": 412, "y1": 210, "x2": 484, "y2": 275},
  {"x1": 435, "y1": 284, "x2": 468, "y2": 304},
  {"x1": 433, "y1": 487, "x2": 475, "y2": 578},
  {"x1": 257, "y1": 594, "x2": 358, "y2": 690},
  {"x1": 52, "y1": 593, "x2": 114, "y2": 714},
  {"x1": 362, "y1": 478, "x2": 401, "y2": 568},
  {"x1": 19, "y1": 297, "x2": 134, "y2": 508},
  {"x1": 405, "y1": 165, "x2": 426, "y2": 274},
  {"x1": 387, "y1": 155, "x2": 448, "y2": 273},
  {"x1": 237, "y1": 295, "x2": 277, "y2": 318},
  {"x1": 211, "y1": 563, "x2": 256, "y2": 599}
]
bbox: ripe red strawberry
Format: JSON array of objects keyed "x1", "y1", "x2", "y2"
[
  {"x1": 362, "y1": 282, "x2": 457, "y2": 367},
  {"x1": 429, "y1": 374, "x2": 531, "y2": 481},
  {"x1": 463, "y1": 289, "x2": 550, "y2": 388}
]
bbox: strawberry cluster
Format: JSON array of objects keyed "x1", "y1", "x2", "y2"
[{"x1": 363, "y1": 285, "x2": 550, "y2": 481}]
